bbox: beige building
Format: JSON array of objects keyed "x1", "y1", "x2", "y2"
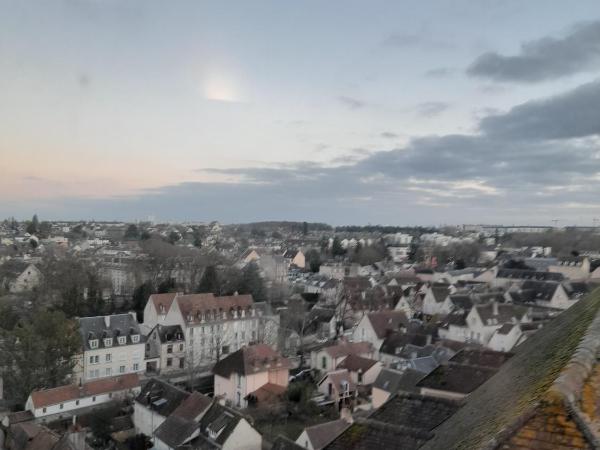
[
  {"x1": 145, "y1": 324, "x2": 186, "y2": 374},
  {"x1": 213, "y1": 344, "x2": 290, "y2": 409}
]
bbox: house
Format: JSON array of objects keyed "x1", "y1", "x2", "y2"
[
  {"x1": 75, "y1": 313, "x2": 145, "y2": 384},
  {"x1": 295, "y1": 419, "x2": 350, "y2": 450},
  {"x1": 487, "y1": 323, "x2": 523, "y2": 352},
  {"x1": 506, "y1": 280, "x2": 575, "y2": 310},
  {"x1": 548, "y1": 256, "x2": 591, "y2": 279},
  {"x1": 179, "y1": 402, "x2": 263, "y2": 450},
  {"x1": 144, "y1": 292, "x2": 271, "y2": 365},
  {"x1": 283, "y1": 249, "x2": 305, "y2": 269},
  {"x1": 371, "y1": 368, "x2": 425, "y2": 409},
  {"x1": 0, "y1": 260, "x2": 42, "y2": 293},
  {"x1": 144, "y1": 324, "x2": 186, "y2": 374},
  {"x1": 310, "y1": 341, "x2": 374, "y2": 373},
  {"x1": 133, "y1": 378, "x2": 191, "y2": 437},
  {"x1": 25, "y1": 374, "x2": 140, "y2": 421},
  {"x1": 152, "y1": 391, "x2": 213, "y2": 450},
  {"x1": 351, "y1": 311, "x2": 409, "y2": 352},
  {"x1": 213, "y1": 344, "x2": 291, "y2": 409},
  {"x1": 337, "y1": 354, "x2": 382, "y2": 386},
  {"x1": 421, "y1": 284, "x2": 452, "y2": 316},
  {"x1": 305, "y1": 307, "x2": 337, "y2": 341},
  {"x1": 421, "y1": 288, "x2": 600, "y2": 450},
  {"x1": 317, "y1": 369, "x2": 356, "y2": 409}
]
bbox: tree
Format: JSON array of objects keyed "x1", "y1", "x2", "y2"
[
  {"x1": 158, "y1": 277, "x2": 176, "y2": 293},
  {"x1": 0, "y1": 310, "x2": 80, "y2": 406},
  {"x1": 305, "y1": 249, "x2": 321, "y2": 273},
  {"x1": 124, "y1": 224, "x2": 140, "y2": 240},
  {"x1": 240, "y1": 262, "x2": 266, "y2": 302},
  {"x1": 302, "y1": 221, "x2": 308, "y2": 236},
  {"x1": 168, "y1": 230, "x2": 181, "y2": 244},
  {"x1": 131, "y1": 281, "x2": 154, "y2": 321},
  {"x1": 140, "y1": 230, "x2": 151, "y2": 240},
  {"x1": 197, "y1": 265, "x2": 219, "y2": 294},
  {"x1": 26, "y1": 214, "x2": 39, "y2": 235},
  {"x1": 331, "y1": 237, "x2": 346, "y2": 257},
  {"x1": 38, "y1": 221, "x2": 52, "y2": 238}
]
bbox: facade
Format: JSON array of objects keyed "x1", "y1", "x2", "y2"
[
  {"x1": 145, "y1": 324, "x2": 186, "y2": 374},
  {"x1": 213, "y1": 344, "x2": 290, "y2": 409},
  {"x1": 316, "y1": 369, "x2": 356, "y2": 409},
  {"x1": 26, "y1": 374, "x2": 140, "y2": 421},
  {"x1": 0, "y1": 261, "x2": 42, "y2": 293},
  {"x1": 351, "y1": 311, "x2": 409, "y2": 352},
  {"x1": 75, "y1": 313, "x2": 145, "y2": 384},
  {"x1": 310, "y1": 341, "x2": 374, "y2": 373}
]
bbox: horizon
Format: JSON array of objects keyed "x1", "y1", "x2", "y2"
[{"x1": 3, "y1": 1, "x2": 600, "y2": 224}]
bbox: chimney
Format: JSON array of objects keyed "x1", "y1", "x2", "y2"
[
  {"x1": 492, "y1": 302, "x2": 499, "y2": 316},
  {"x1": 104, "y1": 316, "x2": 110, "y2": 328}
]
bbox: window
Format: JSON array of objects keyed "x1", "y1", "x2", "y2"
[
  {"x1": 179, "y1": 344, "x2": 184, "y2": 351},
  {"x1": 118, "y1": 336, "x2": 126, "y2": 345},
  {"x1": 60, "y1": 403, "x2": 64, "y2": 409},
  {"x1": 131, "y1": 334, "x2": 140, "y2": 343},
  {"x1": 89, "y1": 339, "x2": 98, "y2": 349},
  {"x1": 236, "y1": 392, "x2": 241, "y2": 407},
  {"x1": 358, "y1": 371, "x2": 363, "y2": 384},
  {"x1": 109, "y1": 393, "x2": 112, "y2": 398},
  {"x1": 167, "y1": 344, "x2": 173, "y2": 354},
  {"x1": 252, "y1": 331, "x2": 256, "y2": 341},
  {"x1": 104, "y1": 338, "x2": 113, "y2": 347},
  {"x1": 322, "y1": 356, "x2": 327, "y2": 369},
  {"x1": 119, "y1": 365, "x2": 125, "y2": 373},
  {"x1": 241, "y1": 331, "x2": 245, "y2": 340},
  {"x1": 179, "y1": 357, "x2": 185, "y2": 369},
  {"x1": 167, "y1": 358, "x2": 173, "y2": 367},
  {"x1": 133, "y1": 363, "x2": 139, "y2": 371},
  {"x1": 105, "y1": 354, "x2": 111, "y2": 362},
  {"x1": 106, "y1": 367, "x2": 112, "y2": 376},
  {"x1": 89, "y1": 370, "x2": 95, "y2": 379},
  {"x1": 75, "y1": 400, "x2": 79, "y2": 406},
  {"x1": 222, "y1": 345, "x2": 230, "y2": 355},
  {"x1": 92, "y1": 396, "x2": 96, "y2": 402},
  {"x1": 237, "y1": 373, "x2": 241, "y2": 388},
  {"x1": 43, "y1": 407, "x2": 46, "y2": 413}
]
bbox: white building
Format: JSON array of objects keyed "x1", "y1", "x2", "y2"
[{"x1": 75, "y1": 313, "x2": 145, "y2": 384}]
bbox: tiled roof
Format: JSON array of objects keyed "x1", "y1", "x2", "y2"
[
  {"x1": 324, "y1": 419, "x2": 431, "y2": 450},
  {"x1": 366, "y1": 311, "x2": 409, "y2": 339},
  {"x1": 30, "y1": 373, "x2": 139, "y2": 408},
  {"x1": 149, "y1": 292, "x2": 178, "y2": 314},
  {"x1": 449, "y1": 349, "x2": 513, "y2": 369},
  {"x1": 337, "y1": 354, "x2": 378, "y2": 373},
  {"x1": 323, "y1": 341, "x2": 373, "y2": 359},
  {"x1": 177, "y1": 293, "x2": 254, "y2": 324},
  {"x1": 246, "y1": 382, "x2": 286, "y2": 403},
  {"x1": 78, "y1": 313, "x2": 143, "y2": 350},
  {"x1": 417, "y1": 362, "x2": 498, "y2": 394},
  {"x1": 154, "y1": 392, "x2": 213, "y2": 448},
  {"x1": 212, "y1": 344, "x2": 290, "y2": 378},
  {"x1": 422, "y1": 288, "x2": 600, "y2": 449}
]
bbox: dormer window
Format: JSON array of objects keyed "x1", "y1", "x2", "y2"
[
  {"x1": 118, "y1": 336, "x2": 126, "y2": 345},
  {"x1": 104, "y1": 338, "x2": 113, "y2": 347},
  {"x1": 131, "y1": 334, "x2": 140, "y2": 343},
  {"x1": 89, "y1": 339, "x2": 99, "y2": 349}
]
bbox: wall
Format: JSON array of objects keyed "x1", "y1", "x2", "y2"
[{"x1": 222, "y1": 419, "x2": 262, "y2": 450}]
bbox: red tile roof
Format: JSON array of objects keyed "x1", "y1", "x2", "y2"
[
  {"x1": 150, "y1": 292, "x2": 178, "y2": 313},
  {"x1": 30, "y1": 373, "x2": 140, "y2": 408},
  {"x1": 213, "y1": 344, "x2": 291, "y2": 377},
  {"x1": 324, "y1": 341, "x2": 374, "y2": 359},
  {"x1": 176, "y1": 293, "x2": 254, "y2": 323}
]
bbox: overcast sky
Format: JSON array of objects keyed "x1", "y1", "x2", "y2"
[{"x1": 3, "y1": 0, "x2": 600, "y2": 225}]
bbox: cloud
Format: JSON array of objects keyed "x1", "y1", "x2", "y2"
[
  {"x1": 381, "y1": 131, "x2": 399, "y2": 139},
  {"x1": 468, "y1": 21, "x2": 600, "y2": 82},
  {"x1": 338, "y1": 96, "x2": 366, "y2": 109},
  {"x1": 415, "y1": 101, "x2": 450, "y2": 117},
  {"x1": 480, "y1": 79, "x2": 600, "y2": 140}
]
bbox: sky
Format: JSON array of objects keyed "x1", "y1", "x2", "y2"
[{"x1": 2, "y1": 0, "x2": 600, "y2": 225}]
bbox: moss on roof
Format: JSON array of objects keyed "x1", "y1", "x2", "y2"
[{"x1": 422, "y1": 288, "x2": 600, "y2": 450}]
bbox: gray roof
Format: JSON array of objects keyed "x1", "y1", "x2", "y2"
[
  {"x1": 304, "y1": 419, "x2": 350, "y2": 449},
  {"x1": 135, "y1": 378, "x2": 190, "y2": 418},
  {"x1": 78, "y1": 313, "x2": 143, "y2": 350},
  {"x1": 373, "y1": 368, "x2": 424, "y2": 394}
]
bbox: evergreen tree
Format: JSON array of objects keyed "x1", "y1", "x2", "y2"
[
  {"x1": 240, "y1": 262, "x2": 266, "y2": 302},
  {"x1": 197, "y1": 265, "x2": 219, "y2": 294},
  {"x1": 26, "y1": 214, "x2": 39, "y2": 235},
  {"x1": 331, "y1": 236, "x2": 346, "y2": 256}
]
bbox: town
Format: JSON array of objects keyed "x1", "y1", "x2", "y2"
[{"x1": 1, "y1": 217, "x2": 600, "y2": 449}]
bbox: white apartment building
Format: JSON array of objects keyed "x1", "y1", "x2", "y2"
[{"x1": 75, "y1": 313, "x2": 145, "y2": 384}]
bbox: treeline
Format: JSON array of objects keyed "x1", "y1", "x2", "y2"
[
  {"x1": 334, "y1": 225, "x2": 436, "y2": 234},
  {"x1": 502, "y1": 231, "x2": 600, "y2": 257}
]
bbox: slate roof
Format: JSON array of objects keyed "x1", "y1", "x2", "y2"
[
  {"x1": 0, "y1": 260, "x2": 32, "y2": 279},
  {"x1": 431, "y1": 285, "x2": 451, "y2": 303},
  {"x1": 497, "y1": 269, "x2": 563, "y2": 282},
  {"x1": 322, "y1": 341, "x2": 373, "y2": 359},
  {"x1": 212, "y1": 344, "x2": 290, "y2": 378},
  {"x1": 448, "y1": 349, "x2": 513, "y2": 369},
  {"x1": 153, "y1": 392, "x2": 213, "y2": 448},
  {"x1": 379, "y1": 332, "x2": 434, "y2": 355},
  {"x1": 198, "y1": 403, "x2": 246, "y2": 447},
  {"x1": 271, "y1": 435, "x2": 304, "y2": 450},
  {"x1": 449, "y1": 295, "x2": 473, "y2": 311},
  {"x1": 324, "y1": 419, "x2": 431, "y2": 450},
  {"x1": 475, "y1": 303, "x2": 528, "y2": 325},
  {"x1": 519, "y1": 280, "x2": 560, "y2": 302},
  {"x1": 366, "y1": 311, "x2": 409, "y2": 338},
  {"x1": 135, "y1": 378, "x2": 190, "y2": 418},
  {"x1": 369, "y1": 392, "x2": 461, "y2": 433},
  {"x1": 30, "y1": 373, "x2": 140, "y2": 408},
  {"x1": 422, "y1": 287, "x2": 600, "y2": 449},
  {"x1": 154, "y1": 324, "x2": 185, "y2": 343},
  {"x1": 417, "y1": 363, "x2": 498, "y2": 394},
  {"x1": 78, "y1": 313, "x2": 143, "y2": 350},
  {"x1": 303, "y1": 419, "x2": 350, "y2": 449}
]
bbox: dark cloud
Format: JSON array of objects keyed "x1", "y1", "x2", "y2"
[
  {"x1": 338, "y1": 95, "x2": 366, "y2": 109},
  {"x1": 415, "y1": 101, "x2": 450, "y2": 117},
  {"x1": 381, "y1": 131, "x2": 399, "y2": 139},
  {"x1": 468, "y1": 21, "x2": 600, "y2": 82},
  {"x1": 480, "y1": 79, "x2": 600, "y2": 140}
]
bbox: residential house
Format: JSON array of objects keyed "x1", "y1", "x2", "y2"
[
  {"x1": 310, "y1": 341, "x2": 374, "y2": 373},
  {"x1": 75, "y1": 313, "x2": 145, "y2": 384},
  {"x1": 26, "y1": 374, "x2": 140, "y2": 421},
  {"x1": 0, "y1": 260, "x2": 42, "y2": 293},
  {"x1": 505, "y1": 280, "x2": 576, "y2": 310},
  {"x1": 152, "y1": 391, "x2": 213, "y2": 450},
  {"x1": 213, "y1": 344, "x2": 291, "y2": 409},
  {"x1": 487, "y1": 323, "x2": 523, "y2": 352},
  {"x1": 295, "y1": 419, "x2": 350, "y2": 450},
  {"x1": 133, "y1": 378, "x2": 191, "y2": 437},
  {"x1": 317, "y1": 369, "x2": 356, "y2": 409},
  {"x1": 144, "y1": 324, "x2": 186, "y2": 374},
  {"x1": 351, "y1": 311, "x2": 409, "y2": 352},
  {"x1": 548, "y1": 256, "x2": 591, "y2": 279},
  {"x1": 371, "y1": 368, "x2": 425, "y2": 409},
  {"x1": 421, "y1": 284, "x2": 452, "y2": 316},
  {"x1": 283, "y1": 249, "x2": 305, "y2": 269},
  {"x1": 337, "y1": 354, "x2": 382, "y2": 386}
]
